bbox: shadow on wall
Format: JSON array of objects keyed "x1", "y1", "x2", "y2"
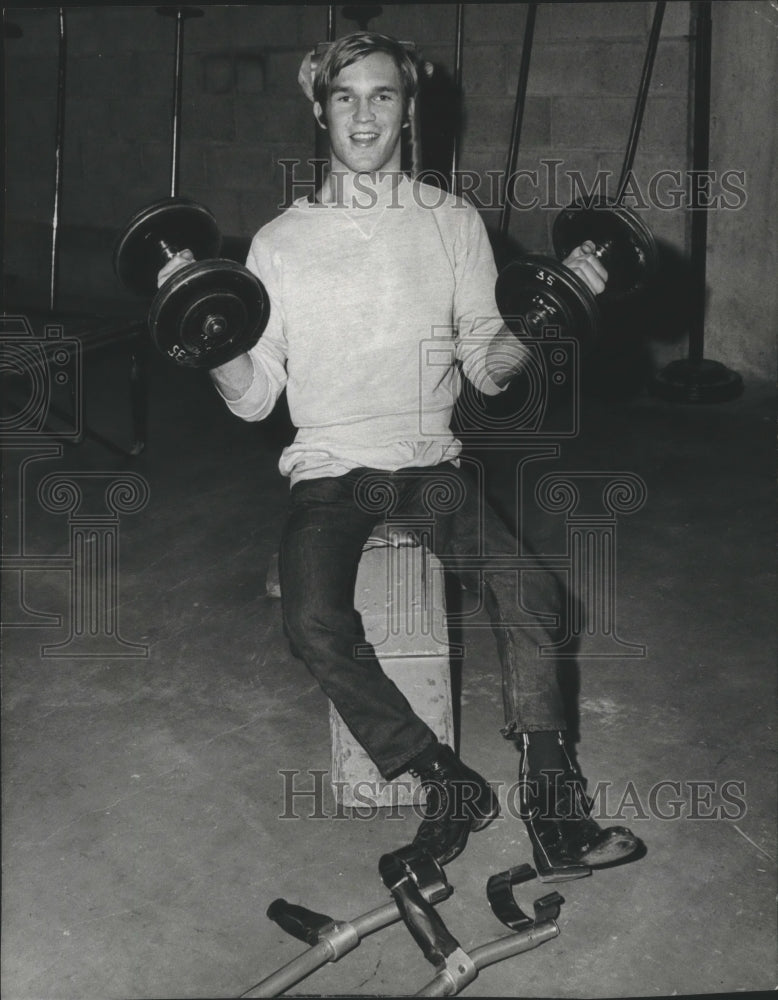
[
  {"x1": 589, "y1": 239, "x2": 694, "y2": 400},
  {"x1": 416, "y1": 58, "x2": 459, "y2": 184}
]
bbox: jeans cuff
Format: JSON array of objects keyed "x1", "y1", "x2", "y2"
[
  {"x1": 381, "y1": 735, "x2": 438, "y2": 781},
  {"x1": 500, "y1": 720, "x2": 567, "y2": 741}
]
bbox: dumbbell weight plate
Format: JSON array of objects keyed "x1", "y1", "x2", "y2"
[
  {"x1": 552, "y1": 202, "x2": 658, "y2": 298},
  {"x1": 149, "y1": 259, "x2": 270, "y2": 369},
  {"x1": 114, "y1": 197, "x2": 221, "y2": 298},
  {"x1": 495, "y1": 255, "x2": 600, "y2": 350}
]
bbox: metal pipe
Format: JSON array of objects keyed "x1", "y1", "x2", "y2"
[
  {"x1": 449, "y1": 3, "x2": 464, "y2": 194},
  {"x1": 615, "y1": 1, "x2": 666, "y2": 203},
  {"x1": 688, "y1": 0, "x2": 712, "y2": 364},
  {"x1": 241, "y1": 901, "x2": 400, "y2": 998},
  {"x1": 415, "y1": 921, "x2": 560, "y2": 997},
  {"x1": 241, "y1": 939, "x2": 334, "y2": 998},
  {"x1": 169, "y1": 8, "x2": 185, "y2": 196},
  {"x1": 351, "y1": 900, "x2": 405, "y2": 937},
  {"x1": 326, "y1": 3, "x2": 335, "y2": 41},
  {"x1": 157, "y1": 7, "x2": 202, "y2": 195},
  {"x1": 50, "y1": 7, "x2": 66, "y2": 311},
  {"x1": 648, "y1": 0, "x2": 741, "y2": 401},
  {"x1": 499, "y1": 2, "x2": 537, "y2": 238},
  {"x1": 469, "y1": 920, "x2": 559, "y2": 968}
]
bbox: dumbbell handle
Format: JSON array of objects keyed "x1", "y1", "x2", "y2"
[
  {"x1": 523, "y1": 302, "x2": 559, "y2": 332},
  {"x1": 157, "y1": 238, "x2": 189, "y2": 263},
  {"x1": 588, "y1": 238, "x2": 614, "y2": 263}
]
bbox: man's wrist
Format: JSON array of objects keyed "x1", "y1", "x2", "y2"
[
  {"x1": 483, "y1": 325, "x2": 530, "y2": 387},
  {"x1": 210, "y1": 352, "x2": 255, "y2": 400}
]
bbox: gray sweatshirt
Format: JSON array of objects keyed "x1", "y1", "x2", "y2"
[{"x1": 225, "y1": 176, "x2": 525, "y2": 485}]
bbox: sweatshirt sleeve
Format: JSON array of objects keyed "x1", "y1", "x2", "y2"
[
  {"x1": 219, "y1": 229, "x2": 289, "y2": 422},
  {"x1": 452, "y1": 202, "x2": 529, "y2": 395}
]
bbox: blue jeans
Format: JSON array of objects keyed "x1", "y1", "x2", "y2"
[{"x1": 279, "y1": 462, "x2": 566, "y2": 779}]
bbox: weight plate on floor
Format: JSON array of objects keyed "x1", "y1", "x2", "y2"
[
  {"x1": 149, "y1": 259, "x2": 270, "y2": 368},
  {"x1": 552, "y1": 202, "x2": 658, "y2": 298},
  {"x1": 114, "y1": 197, "x2": 221, "y2": 298},
  {"x1": 496, "y1": 255, "x2": 600, "y2": 349}
]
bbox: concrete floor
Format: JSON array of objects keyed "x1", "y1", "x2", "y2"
[{"x1": 2, "y1": 333, "x2": 776, "y2": 999}]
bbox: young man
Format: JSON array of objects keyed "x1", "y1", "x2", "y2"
[{"x1": 161, "y1": 33, "x2": 640, "y2": 880}]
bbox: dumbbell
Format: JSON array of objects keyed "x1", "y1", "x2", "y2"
[
  {"x1": 113, "y1": 197, "x2": 270, "y2": 369},
  {"x1": 495, "y1": 202, "x2": 658, "y2": 350}
]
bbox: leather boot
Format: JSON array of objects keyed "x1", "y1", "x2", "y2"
[
  {"x1": 410, "y1": 745, "x2": 500, "y2": 865},
  {"x1": 519, "y1": 733, "x2": 642, "y2": 882}
]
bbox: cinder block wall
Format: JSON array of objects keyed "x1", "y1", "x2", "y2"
[{"x1": 3, "y1": 2, "x2": 775, "y2": 380}]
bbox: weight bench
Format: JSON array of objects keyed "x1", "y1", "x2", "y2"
[{"x1": 267, "y1": 528, "x2": 454, "y2": 809}]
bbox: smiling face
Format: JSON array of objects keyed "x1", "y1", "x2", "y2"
[{"x1": 314, "y1": 52, "x2": 413, "y2": 177}]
